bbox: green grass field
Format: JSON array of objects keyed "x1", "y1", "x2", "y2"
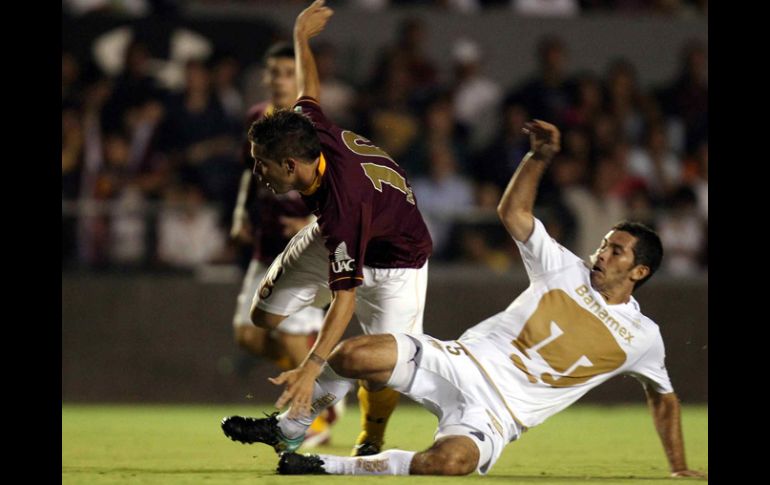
[{"x1": 62, "y1": 403, "x2": 707, "y2": 484}]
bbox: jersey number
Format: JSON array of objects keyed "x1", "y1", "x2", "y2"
[
  {"x1": 510, "y1": 290, "x2": 627, "y2": 388},
  {"x1": 342, "y1": 131, "x2": 415, "y2": 205}
]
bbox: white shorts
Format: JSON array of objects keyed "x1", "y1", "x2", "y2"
[
  {"x1": 388, "y1": 333, "x2": 524, "y2": 475},
  {"x1": 234, "y1": 259, "x2": 325, "y2": 335},
  {"x1": 254, "y1": 221, "x2": 428, "y2": 334}
]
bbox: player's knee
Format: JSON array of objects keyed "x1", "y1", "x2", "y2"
[
  {"x1": 234, "y1": 325, "x2": 267, "y2": 355},
  {"x1": 328, "y1": 336, "x2": 371, "y2": 378},
  {"x1": 442, "y1": 449, "x2": 477, "y2": 475},
  {"x1": 250, "y1": 306, "x2": 282, "y2": 330},
  {"x1": 412, "y1": 448, "x2": 476, "y2": 476}
]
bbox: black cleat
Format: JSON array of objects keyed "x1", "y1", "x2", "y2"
[
  {"x1": 352, "y1": 441, "x2": 382, "y2": 457},
  {"x1": 221, "y1": 413, "x2": 303, "y2": 453},
  {"x1": 277, "y1": 452, "x2": 328, "y2": 475}
]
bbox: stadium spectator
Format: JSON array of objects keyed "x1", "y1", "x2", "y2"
[
  {"x1": 157, "y1": 183, "x2": 227, "y2": 268},
  {"x1": 314, "y1": 41, "x2": 357, "y2": 127},
  {"x1": 212, "y1": 52, "x2": 246, "y2": 123},
  {"x1": 472, "y1": 98, "x2": 530, "y2": 190},
  {"x1": 411, "y1": 144, "x2": 475, "y2": 257},
  {"x1": 656, "y1": 185, "x2": 705, "y2": 275},
  {"x1": 511, "y1": 0, "x2": 580, "y2": 16},
  {"x1": 563, "y1": 71, "x2": 604, "y2": 130},
  {"x1": 450, "y1": 38, "x2": 503, "y2": 148},
  {"x1": 604, "y1": 58, "x2": 645, "y2": 146},
  {"x1": 627, "y1": 122, "x2": 683, "y2": 202},
  {"x1": 656, "y1": 39, "x2": 708, "y2": 155},
  {"x1": 684, "y1": 140, "x2": 707, "y2": 221},
  {"x1": 563, "y1": 155, "x2": 628, "y2": 259},
  {"x1": 506, "y1": 35, "x2": 573, "y2": 125},
  {"x1": 101, "y1": 39, "x2": 166, "y2": 133},
  {"x1": 161, "y1": 59, "x2": 241, "y2": 207},
  {"x1": 401, "y1": 90, "x2": 469, "y2": 177}
]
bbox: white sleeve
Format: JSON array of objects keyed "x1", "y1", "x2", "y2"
[
  {"x1": 514, "y1": 217, "x2": 582, "y2": 279},
  {"x1": 626, "y1": 331, "x2": 675, "y2": 394}
]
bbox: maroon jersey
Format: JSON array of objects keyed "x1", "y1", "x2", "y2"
[
  {"x1": 295, "y1": 96, "x2": 433, "y2": 291},
  {"x1": 243, "y1": 102, "x2": 313, "y2": 264}
]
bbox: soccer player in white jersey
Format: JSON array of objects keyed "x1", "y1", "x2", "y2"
[{"x1": 221, "y1": 119, "x2": 706, "y2": 479}]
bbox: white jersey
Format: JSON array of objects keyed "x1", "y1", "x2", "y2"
[{"x1": 458, "y1": 218, "x2": 673, "y2": 431}]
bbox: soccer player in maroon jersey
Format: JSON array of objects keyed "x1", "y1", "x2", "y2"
[
  {"x1": 229, "y1": 42, "x2": 337, "y2": 447},
  {"x1": 222, "y1": 0, "x2": 433, "y2": 456}
]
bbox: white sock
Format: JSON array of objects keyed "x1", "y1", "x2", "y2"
[
  {"x1": 318, "y1": 449, "x2": 416, "y2": 475},
  {"x1": 277, "y1": 364, "x2": 356, "y2": 439}
]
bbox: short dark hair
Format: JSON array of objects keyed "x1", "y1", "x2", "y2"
[
  {"x1": 248, "y1": 109, "x2": 321, "y2": 163},
  {"x1": 612, "y1": 221, "x2": 663, "y2": 290},
  {"x1": 263, "y1": 42, "x2": 295, "y2": 63}
]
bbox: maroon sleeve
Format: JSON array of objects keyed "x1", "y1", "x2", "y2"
[
  {"x1": 322, "y1": 201, "x2": 371, "y2": 291},
  {"x1": 294, "y1": 96, "x2": 335, "y2": 133}
]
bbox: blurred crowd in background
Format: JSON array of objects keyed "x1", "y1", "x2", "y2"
[
  {"x1": 62, "y1": 3, "x2": 707, "y2": 277},
  {"x1": 63, "y1": 0, "x2": 708, "y2": 18}
]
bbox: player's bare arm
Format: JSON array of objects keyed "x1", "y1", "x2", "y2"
[
  {"x1": 269, "y1": 288, "x2": 356, "y2": 419},
  {"x1": 230, "y1": 169, "x2": 254, "y2": 244},
  {"x1": 645, "y1": 388, "x2": 707, "y2": 479},
  {"x1": 496, "y1": 119, "x2": 561, "y2": 243},
  {"x1": 293, "y1": 0, "x2": 333, "y2": 101}
]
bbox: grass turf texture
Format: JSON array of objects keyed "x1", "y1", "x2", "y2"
[{"x1": 62, "y1": 403, "x2": 707, "y2": 484}]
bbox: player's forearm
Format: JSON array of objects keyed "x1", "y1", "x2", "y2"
[
  {"x1": 293, "y1": 27, "x2": 321, "y2": 101},
  {"x1": 304, "y1": 288, "x2": 356, "y2": 364},
  {"x1": 648, "y1": 392, "x2": 689, "y2": 473},
  {"x1": 497, "y1": 151, "x2": 551, "y2": 242},
  {"x1": 231, "y1": 170, "x2": 252, "y2": 231}
]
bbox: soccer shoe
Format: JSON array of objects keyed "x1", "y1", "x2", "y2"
[
  {"x1": 277, "y1": 452, "x2": 328, "y2": 475},
  {"x1": 220, "y1": 413, "x2": 303, "y2": 453},
  {"x1": 351, "y1": 441, "x2": 382, "y2": 457}
]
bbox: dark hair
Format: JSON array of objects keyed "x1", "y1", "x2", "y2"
[
  {"x1": 612, "y1": 221, "x2": 663, "y2": 290},
  {"x1": 263, "y1": 42, "x2": 295, "y2": 63},
  {"x1": 248, "y1": 109, "x2": 320, "y2": 163}
]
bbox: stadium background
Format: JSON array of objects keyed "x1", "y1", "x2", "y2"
[{"x1": 62, "y1": 0, "x2": 707, "y2": 406}]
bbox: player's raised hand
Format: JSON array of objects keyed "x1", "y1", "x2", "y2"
[
  {"x1": 523, "y1": 119, "x2": 561, "y2": 160},
  {"x1": 294, "y1": 0, "x2": 334, "y2": 39}
]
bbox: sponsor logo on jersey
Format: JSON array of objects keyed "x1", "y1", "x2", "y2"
[
  {"x1": 575, "y1": 285, "x2": 634, "y2": 344},
  {"x1": 331, "y1": 242, "x2": 356, "y2": 273}
]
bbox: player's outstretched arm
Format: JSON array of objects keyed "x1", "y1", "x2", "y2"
[
  {"x1": 645, "y1": 388, "x2": 707, "y2": 479},
  {"x1": 269, "y1": 288, "x2": 356, "y2": 419},
  {"x1": 496, "y1": 120, "x2": 560, "y2": 242},
  {"x1": 293, "y1": 0, "x2": 334, "y2": 101},
  {"x1": 230, "y1": 169, "x2": 254, "y2": 244}
]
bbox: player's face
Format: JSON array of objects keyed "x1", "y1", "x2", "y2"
[
  {"x1": 589, "y1": 230, "x2": 639, "y2": 291},
  {"x1": 264, "y1": 57, "x2": 297, "y2": 110},
  {"x1": 251, "y1": 142, "x2": 293, "y2": 194}
]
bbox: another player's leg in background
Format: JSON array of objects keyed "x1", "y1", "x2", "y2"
[{"x1": 232, "y1": 261, "x2": 293, "y2": 370}]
